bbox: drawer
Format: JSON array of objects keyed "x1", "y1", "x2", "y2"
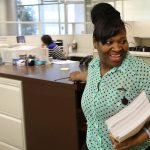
[
  {"x1": 0, "y1": 78, "x2": 22, "y2": 118},
  {"x1": 0, "y1": 141, "x2": 21, "y2": 150},
  {"x1": 0, "y1": 113, "x2": 24, "y2": 149}
]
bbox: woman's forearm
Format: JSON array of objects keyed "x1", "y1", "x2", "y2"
[
  {"x1": 69, "y1": 71, "x2": 87, "y2": 81},
  {"x1": 79, "y1": 71, "x2": 87, "y2": 81},
  {"x1": 111, "y1": 125, "x2": 149, "y2": 150},
  {"x1": 134, "y1": 128, "x2": 149, "y2": 146}
]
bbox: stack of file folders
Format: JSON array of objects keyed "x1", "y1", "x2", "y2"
[{"x1": 105, "y1": 91, "x2": 150, "y2": 143}]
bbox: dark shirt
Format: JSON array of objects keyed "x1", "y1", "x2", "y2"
[
  {"x1": 47, "y1": 43, "x2": 66, "y2": 60},
  {"x1": 47, "y1": 43, "x2": 57, "y2": 49}
]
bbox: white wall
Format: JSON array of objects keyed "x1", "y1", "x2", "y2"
[
  {"x1": 132, "y1": 21, "x2": 150, "y2": 46},
  {"x1": 141, "y1": 39, "x2": 150, "y2": 47},
  {"x1": 1, "y1": 21, "x2": 150, "y2": 53},
  {"x1": 133, "y1": 22, "x2": 150, "y2": 38},
  {"x1": 126, "y1": 22, "x2": 135, "y2": 46},
  {"x1": 6, "y1": 0, "x2": 17, "y2": 35},
  {"x1": 74, "y1": 34, "x2": 93, "y2": 53},
  {"x1": 0, "y1": 0, "x2": 6, "y2": 21},
  {"x1": 0, "y1": 0, "x2": 7, "y2": 36},
  {"x1": 0, "y1": 0, "x2": 17, "y2": 36},
  {"x1": 123, "y1": 0, "x2": 150, "y2": 21}
]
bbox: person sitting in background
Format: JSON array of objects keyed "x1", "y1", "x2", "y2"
[{"x1": 41, "y1": 35, "x2": 66, "y2": 60}]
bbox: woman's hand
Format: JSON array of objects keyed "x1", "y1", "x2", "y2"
[
  {"x1": 69, "y1": 71, "x2": 81, "y2": 81},
  {"x1": 110, "y1": 133, "x2": 135, "y2": 150},
  {"x1": 109, "y1": 129, "x2": 148, "y2": 150},
  {"x1": 69, "y1": 71, "x2": 87, "y2": 81}
]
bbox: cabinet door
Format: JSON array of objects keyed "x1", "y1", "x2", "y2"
[
  {"x1": 0, "y1": 141, "x2": 21, "y2": 150},
  {"x1": 0, "y1": 77, "x2": 25, "y2": 150},
  {"x1": 0, "y1": 77, "x2": 22, "y2": 118},
  {"x1": 0, "y1": 113, "x2": 23, "y2": 149}
]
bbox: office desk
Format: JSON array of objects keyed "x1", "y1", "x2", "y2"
[
  {"x1": 0, "y1": 62, "x2": 86, "y2": 150},
  {"x1": 68, "y1": 52, "x2": 90, "y2": 61}
]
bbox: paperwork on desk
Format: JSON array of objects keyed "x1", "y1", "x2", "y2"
[
  {"x1": 105, "y1": 91, "x2": 150, "y2": 143},
  {"x1": 10, "y1": 45, "x2": 37, "y2": 51},
  {"x1": 52, "y1": 60, "x2": 75, "y2": 64}
]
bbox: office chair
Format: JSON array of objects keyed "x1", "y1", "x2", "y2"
[
  {"x1": 53, "y1": 40, "x2": 63, "y2": 51},
  {"x1": 16, "y1": 36, "x2": 26, "y2": 43}
]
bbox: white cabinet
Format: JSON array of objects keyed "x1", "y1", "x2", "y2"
[
  {"x1": 0, "y1": 141, "x2": 21, "y2": 150},
  {"x1": 0, "y1": 77, "x2": 26, "y2": 150},
  {"x1": 130, "y1": 51, "x2": 150, "y2": 65}
]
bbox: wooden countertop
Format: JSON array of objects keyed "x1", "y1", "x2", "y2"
[
  {"x1": 68, "y1": 52, "x2": 90, "y2": 57},
  {"x1": 0, "y1": 61, "x2": 86, "y2": 150},
  {"x1": 0, "y1": 61, "x2": 82, "y2": 84}
]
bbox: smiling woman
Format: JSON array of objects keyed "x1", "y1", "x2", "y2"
[
  {"x1": 94, "y1": 31, "x2": 128, "y2": 75},
  {"x1": 81, "y1": 2, "x2": 150, "y2": 150}
]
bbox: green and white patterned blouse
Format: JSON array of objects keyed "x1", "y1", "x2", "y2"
[{"x1": 81, "y1": 53, "x2": 150, "y2": 150}]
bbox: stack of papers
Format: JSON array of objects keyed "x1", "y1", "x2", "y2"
[
  {"x1": 105, "y1": 91, "x2": 150, "y2": 143},
  {"x1": 52, "y1": 60, "x2": 75, "y2": 64}
]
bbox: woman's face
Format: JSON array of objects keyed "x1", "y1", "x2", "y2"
[
  {"x1": 94, "y1": 31, "x2": 129, "y2": 69},
  {"x1": 41, "y1": 41, "x2": 46, "y2": 48}
]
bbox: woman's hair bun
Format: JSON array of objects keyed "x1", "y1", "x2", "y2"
[{"x1": 91, "y1": 3, "x2": 121, "y2": 25}]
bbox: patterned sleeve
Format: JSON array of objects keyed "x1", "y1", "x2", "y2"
[
  {"x1": 141, "y1": 64, "x2": 150, "y2": 101},
  {"x1": 144, "y1": 69, "x2": 150, "y2": 101},
  {"x1": 51, "y1": 46, "x2": 66, "y2": 60},
  {"x1": 86, "y1": 57, "x2": 99, "y2": 86}
]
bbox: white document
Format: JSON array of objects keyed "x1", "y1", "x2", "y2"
[
  {"x1": 52, "y1": 60, "x2": 75, "y2": 64},
  {"x1": 105, "y1": 91, "x2": 150, "y2": 142}
]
